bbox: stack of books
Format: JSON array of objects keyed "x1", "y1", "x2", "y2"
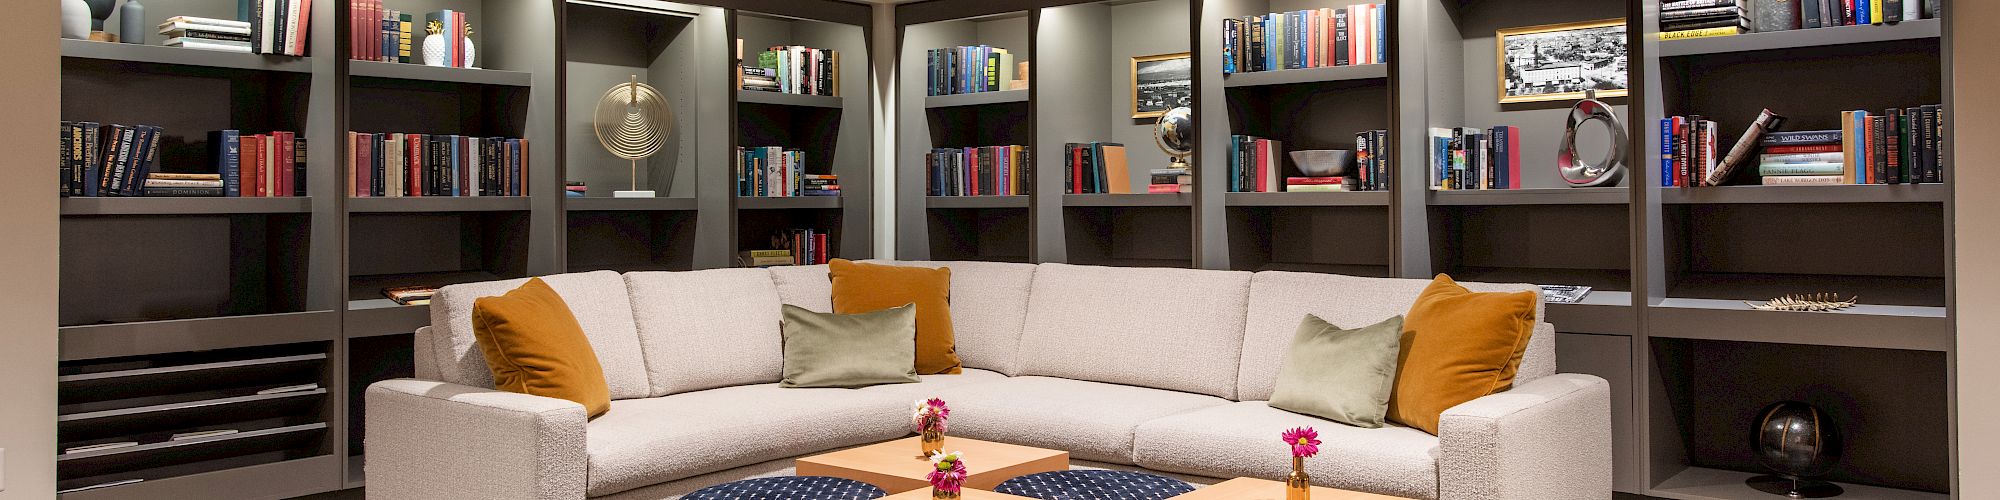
[
  {"x1": 1660, "y1": 105, "x2": 1944, "y2": 186},
  {"x1": 1428, "y1": 127, "x2": 1520, "y2": 190},
  {"x1": 565, "y1": 181, "x2": 586, "y2": 197},
  {"x1": 1149, "y1": 168, "x2": 1193, "y2": 194},
  {"x1": 1795, "y1": 0, "x2": 1938, "y2": 31},
  {"x1": 925, "y1": 46, "x2": 1020, "y2": 96},
  {"x1": 140, "y1": 173, "x2": 224, "y2": 197},
  {"x1": 1221, "y1": 4, "x2": 1388, "y2": 74},
  {"x1": 346, "y1": 133, "x2": 528, "y2": 197},
  {"x1": 1284, "y1": 176, "x2": 1349, "y2": 192},
  {"x1": 928, "y1": 146, "x2": 1030, "y2": 196},
  {"x1": 58, "y1": 122, "x2": 163, "y2": 197},
  {"x1": 1658, "y1": 0, "x2": 1750, "y2": 39},
  {"x1": 209, "y1": 130, "x2": 307, "y2": 197},
  {"x1": 381, "y1": 286, "x2": 436, "y2": 305},
  {"x1": 1063, "y1": 143, "x2": 1131, "y2": 194},
  {"x1": 351, "y1": 3, "x2": 467, "y2": 66},
  {"x1": 738, "y1": 249, "x2": 794, "y2": 267},
  {"x1": 737, "y1": 147, "x2": 835, "y2": 197},
  {"x1": 1226, "y1": 135, "x2": 1281, "y2": 193},
  {"x1": 158, "y1": 16, "x2": 253, "y2": 53},
  {"x1": 1659, "y1": 0, "x2": 1940, "y2": 41},
  {"x1": 1753, "y1": 130, "x2": 1847, "y2": 185},
  {"x1": 743, "y1": 44, "x2": 838, "y2": 96}
]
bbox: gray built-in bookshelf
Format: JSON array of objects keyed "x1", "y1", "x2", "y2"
[
  {"x1": 53, "y1": 0, "x2": 876, "y2": 498},
  {"x1": 894, "y1": 0, "x2": 1955, "y2": 498}
]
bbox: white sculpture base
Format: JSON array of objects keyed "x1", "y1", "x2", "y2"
[{"x1": 613, "y1": 190, "x2": 657, "y2": 198}]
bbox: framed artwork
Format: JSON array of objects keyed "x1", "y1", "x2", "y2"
[
  {"x1": 1131, "y1": 52, "x2": 1192, "y2": 118},
  {"x1": 1496, "y1": 19, "x2": 1628, "y2": 104}
]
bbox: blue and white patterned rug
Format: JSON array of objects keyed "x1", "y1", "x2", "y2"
[
  {"x1": 682, "y1": 476, "x2": 887, "y2": 500},
  {"x1": 993, "y1": 470, "x2": 1197, "y2": 499}
]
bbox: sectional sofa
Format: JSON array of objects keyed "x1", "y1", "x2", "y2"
[{"x1": 365, "y1": 261, "x2": 1612, "y2": 500}]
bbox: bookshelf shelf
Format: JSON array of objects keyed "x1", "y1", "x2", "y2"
[
  {"x1": 346, "y1": 196, "x2": 533, "y2": 213},
  {"x1": 738, "y1": 90, "x2": 844, "y2": 108},
  {"x1": 59, "y1": 422, "x2": 327, "y2": 462},
  {"x1": 1546, "y1": 291, "x2": 1636, "y2": 336},
  {"x1": 60, "y1": 197, "x2": 314, "y2": 216},
  {"x1": 1063, "y1": 193, "x2": 1193, "y2": 207},
  {"x1": 1427, "y1": 187, "x2": 1630, "y2": 205},
  {"x1": 1648, "y1": 298, "x2": 1947, "y2": 352},
  {"x1": 59, "y1": 389, "x2": 327, "y2": 423},
  {"x1": 59, "y1": 353, "x2": 326, "y2": 384},
  {"x1": 565, "y1": 197, "x2": 699, "y2": 211},
  {"x1": 1222, "y1": 64, "x2": 1389, "y2": 88},
  {"x1": 56, "y1": 454, "x2": 341, "y2": 500},
  {"x1": 349, "y1": 60, "x2": 533, "y2": 87},
  {"x1": 1658, "y1": 19, "x2": 1942, "y2": 58},
  {"x1": 926, "y1": 196, "x2": 1029, "y2": 209},
  {"x1": 58, "y1": 311, "x2": 340, "y2": 362},
  {"x1": 1224, "y1": 191, "x2": 1390, "y2": 206},
  {"x1": 738, "y1": 196, "x2": 842, "y2": 210},
  {"x1": 923, "y1": 89, "x2": 1030, "y2": 108},
  {"x1": 344, "y1": 302, "x2": 429, "y2": 339},
  {"x1": 59, "y1": 39, "x2": 313, "y2": 74},
  {"x1": 1658, "y1": 184, "x2": 1947, "y2": 204},
  {"x1": 1650, "y1": 466, "x2": 1947, "y2": 500},
  {"x1": 1252, "y1": 262, "x2": 1393, "y2": 277}
]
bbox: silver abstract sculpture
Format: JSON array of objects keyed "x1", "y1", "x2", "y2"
[{"x1": 1557, "y1": 90, "x2": 1627, "y2": 188}]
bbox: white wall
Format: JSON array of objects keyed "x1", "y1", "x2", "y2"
[
  {"x1": 1952, "y1": 0, "x2": 1996, "y2": 495},
  {"x1": 0, "y1": 1, "x2": 59, "y2": 497}
]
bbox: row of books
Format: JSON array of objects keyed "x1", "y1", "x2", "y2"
[
  {"x1": 1428, "y1": 126, "x2": 1523, "y2": 191},
  {"x1": 209, "y1": 130, "x2": 308, "y2": 197},
  {"x1": 736, "y1": 147, "x2": 838, "y2": 197},
  {"x1": 925, "y1": 46, "x2": 1023, "y2": 96},
  {"x1": 1062, "y1": 142, "x2": 1131, "y2": 194},
  {"x1": 350, "y1": 3, "x2": 469, "y2": 67},
  {"x1": 1659, "y1": 105, "x2": 1944, "y2": 187},
  {"x1": 928, "y1": 146, "x2": 1031, "y2": 197},
  {"x1": 742, "y1": 44, "x2": 839, "y2": 96},
  {"x1": 58, "y1": 122, "x2": 160, "y2": 197},
  {"x1": 191, "y1": 0, "x2": 311, "y2": 55},
  {"x1": 1658, "y1": 0, "x2": 1941, "y2": 40},
  {"x1": 740, "y1": 229, "x2": 831, "y2": 267},
  {"x1": 1222, "y1": 5, "x2": 1388, "y2": 74},
  {"x1": 346, "y1": 133, "x2": 529, "y2": 197}
]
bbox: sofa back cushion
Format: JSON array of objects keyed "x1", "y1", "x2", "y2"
[
  {"x1": 426, "y1": 270, "x2": 650, "y2": 400},
  {"x1": 626, "y1": 268, "x2": 786, "y2": 397},
  {"x1": 867, "y1": 260, "x2": 1037, "y2": 375},
  {"x1": 769, "y1": 264, "x2": 833, "y2": 312},
  {"x1": 1237, "y1": 271, "x2": 1554, "y2": 402},
  {"x1": 1018, "y1": 263, "x2": 1252, "y2": 399}
]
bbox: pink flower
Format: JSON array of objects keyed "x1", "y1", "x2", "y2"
[
  {"x1": 1282, "y1": 427, "x2": 1321, "y2": 458},
  {"x1": 912, "y1": 398, "x2": 951, "y2": 433},
  {"x1": 927, "y1": 451, "x2": 968, "y2": 493}
]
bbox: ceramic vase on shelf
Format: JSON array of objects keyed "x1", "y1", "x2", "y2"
[
  {"x1": 61, "y1": 0, "x2": 92, "y2": 39},
  {"x1": 920, "y1": 429, "x2": 944, "y2": 457},
  {"x1": 84, "y1": 0, "x2": 115, "y2": 41},
  {"x1": 421, "y1": 34, "x2": 476, "y2": 68},
  {"x1": 1286, "y1": 456, "x2": 1311, "y2": 500},
  {"x1": 117, "y1": 0, "x2": 143, "y2": 44}
]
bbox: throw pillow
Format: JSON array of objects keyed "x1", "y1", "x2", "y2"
[
  {"x1": 1268, "y1": 315, "x2": 1404, "y2": 428},
  {"x1": 781, "y1": 303, "x2": 923, "y2": 388},
  {"x1": 1387, "y1": 274, "x2": 1538, "y2": 435},
  {"x1": 828, "y1": 259, "x2": 962, "y2": 374},
  {"x1": 471, "y1": 278, "x2": 612, "y2": 418}
]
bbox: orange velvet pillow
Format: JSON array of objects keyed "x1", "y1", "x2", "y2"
[
  {"x1": 471, "y1": 278, "x2": 612, "y2": 418},
  {"x1": 828, "y1": 259, "x2": 962, "y2": 374},
  {"x1": 1386, "y1": 274, "x2": 1538, "y2": 435}
]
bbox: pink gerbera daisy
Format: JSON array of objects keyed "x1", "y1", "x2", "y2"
[
  {"x1": 927, "y1": 451, "x2": 968, "y2": 493},
  {"x1": 1282, "y1": 427, "x2": 1321, "y2": 458}
]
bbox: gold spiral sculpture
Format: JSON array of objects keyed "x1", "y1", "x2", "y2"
[{"x1": 593, "y1": 75, "x2": 672, "y2": 193}]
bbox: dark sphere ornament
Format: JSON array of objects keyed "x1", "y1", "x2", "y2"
[{"x1": 1748, "y1": 401, "x2": 1845, "y2": 498}]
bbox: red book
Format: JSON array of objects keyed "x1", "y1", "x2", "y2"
[
  {"x1": 408, "y1": 134, "x2": 424, "y2": 196},
  {"x1": 293, "y1": 0, "x2": 312, "y2": 55},
  {"x1": 1146, "y1": 184, "x2": 1180, "y2": 194},
  {"x1": 1762, "y1": 144, "x2": 1843, "y2": 154},
  {"x1": 1285, "y1": 177, "x2": 1344, "y2": 184},
  {"x1": 1253, "y1": 139, "x2": 1270, "y2": 193},
  {"x1": 1071, "y1": 146, "x2": 1083, "y2": 194},
  {"x1": 453, "y1": 11, "x2": 466, "y2": 67},
  {"x1": 242, "y1": 135, "x2": 263, "y2": 197},
  {"x1": 274, "y1": 131, "x2": 294, "y2": 197},
  {"x1": 815, "y1": 233, "x2": 828, "y2": 264},
  {"x1": 359, "y1": 133, "x2": 374, "y2": 197},
  {"x1": 519, "y1": 138, "x2": 529, "y2": 196}
]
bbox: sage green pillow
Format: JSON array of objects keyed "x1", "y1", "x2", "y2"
[
  {"x1": 1268, "y1": 315, "x2": 1404, "y2": 428},
  {"x1": 780, "y1": 303, "x2": 922, "y2": 388}
]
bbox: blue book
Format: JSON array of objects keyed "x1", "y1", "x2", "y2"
[
  {"x1": 508, "y1": 139, "x2": 522, "y2": 196},
  {"x1": 1853, "y1": 110, "x2": 1871, "y2": 183},
  {"x1": 1265, "y1": 15, "x2": 1276, "y2": 71},
  {"x1": 448, "y1": 136, "x2": 462, "y2": 196},
  {"x1": 1292, "y1": 11, "x2": 1305, "y2": 69},
  {"x1": 1659, "y1": 119, "x2": 1675, "y2": 187},
  {"x1": 1376, "y1": 4, "x2": 1387, "y2": 64},
  {"x1": 212, "y1": 130, "x2": 241, "y2": 197},
  {"x1": 1858, "y1": 0, "x2": 1871, "y2": 24}
]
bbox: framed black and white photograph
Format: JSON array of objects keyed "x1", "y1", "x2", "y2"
[
  {"x1": 1496, "y1": 19, "x2": 1628, "y2": 104},
  {"x1": 1131, "y1": 52, "x2": 1192, "y2": 119}
]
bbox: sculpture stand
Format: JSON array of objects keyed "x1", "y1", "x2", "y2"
[
  {"x1": 1747, "y1": 475, "x2": 1844, "y2": 499},
  {"x1": 614, "y1": 160, "x2": 655, "y2": 198}
]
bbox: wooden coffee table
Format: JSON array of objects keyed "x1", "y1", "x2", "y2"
[
  {"x1": 796, "y1": 436, "x2": 1068, "y2": 493},
  {"x1": 1178, "y1": 477, "x2": 1411, "y2": 499},
  {"x1": 879, "y1": 488, "x2": 1035, "y2": 499}
]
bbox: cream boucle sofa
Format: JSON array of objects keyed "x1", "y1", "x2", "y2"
[{"x1": 365, "y1": 262, "x2": 1612, "y2": 500}]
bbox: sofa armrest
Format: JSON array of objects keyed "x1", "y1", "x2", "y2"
[
  {"x1": 365, "y1": 379, "x2": 589, "y2": 500},
  {"x1": 1436, "y1": 373, "x2": 1612, "y2": 500}
]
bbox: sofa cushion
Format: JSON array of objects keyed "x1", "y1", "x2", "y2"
[
  {"x1": 780, "y1": 304, "x2": 922, "y2": 388},
  {"x1": 867, "y1": 260, "x2": 1037, "y2": 375},
  {"x1": 470, "y1": 278, "x2": 613, "y2": 418},
  {"x1": 626, "y1": 268, "x2": 784, "y2": 397},
  {"x1": 1132, "y1": 401, "x2": 1441, "y2": 499},
  {"x1": 1268, "y1": 315, "x2": 1404, "y2": 428},
  {"x1": 769, "y1": 264, "x2": 833, "y2": 312},
  {"x1": 855, "y1": 368, "x2": 1008, "y2": 400},
  {"x1": 1018, "y1": 264, "x2": 1252, "y2": 399},
  {"x1": 830, "y1": 259, "x2": 961, "y2": 374},
  {"x1": 1238, "y1": 271, "x2": 1552, "y2": 402},
  {"x1": 583, "y1": 384, "x2": 909, "y2": 497},
  {"x1": 945, "y1": 376, "x2": 1229, "y2": 464},
  {"x1": 1388, "y1": 275, "x2": 1539, "y2": 435},
  {"x1": 428, "y1": 271, "x2": 649, "y2": 400}
]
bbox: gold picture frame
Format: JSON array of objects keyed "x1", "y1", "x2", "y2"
[
  {"x1": 1495, "y1": 19, "x2": 1628, "y2": 104},
  {"x1": 1131, "y1": 52, "x2": 1192, "y2": 119}
]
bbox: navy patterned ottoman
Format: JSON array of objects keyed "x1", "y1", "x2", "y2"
[
  {"x1": 993, "y1": 470, "x2": 1197, "y2": 499},
  {"x1": 682, "y1": 476, "x2": 886, "y2": 500}
]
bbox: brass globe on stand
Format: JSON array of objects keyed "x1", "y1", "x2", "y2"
[{"x1": 594, "y1": 75, "x2": 672, "y2": 198}]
